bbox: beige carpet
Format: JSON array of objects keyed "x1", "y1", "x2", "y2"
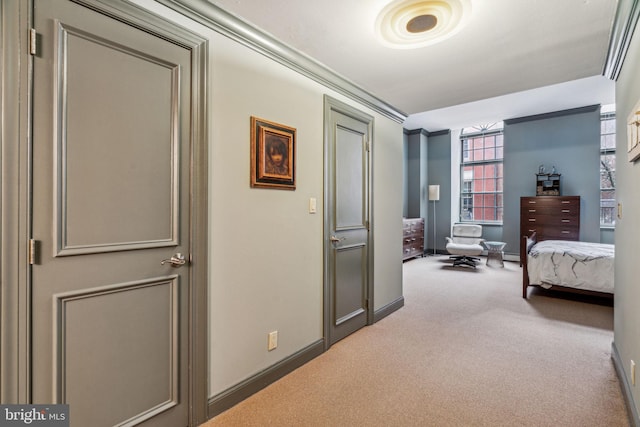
[{"x1": 201, "y1": 256, "x2": 629, "y2": 426}]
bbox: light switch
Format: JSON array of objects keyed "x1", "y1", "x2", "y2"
[{"x1": 309, "y1": 197, "x2": 317, "y2": 214}]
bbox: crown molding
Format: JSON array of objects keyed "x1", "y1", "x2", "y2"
[
  {"x1": 604, "y1": 0, "x2": 640, "y2": 80},
  {"x1": 156, "y1": 0, "x2": 408, "y2": 124}
]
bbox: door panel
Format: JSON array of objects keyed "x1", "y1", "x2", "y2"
[
  {"x1": 336, "y1": 126, "x2": 365, "y2": 228},
  {"x1": 334, "y1": 245, "x2": 366, "y2": 325},
  {"x1": 57, "y1": 22, "x2": 178, "y2": 254},
  {"x1": 58, "y1": 278, "x2": 179, "y2": 426},
  {"x1": 325, "y1": 97, "x2": 373, "y2": 346},
  {"x1": 32, "y1": 1, "x2": 192, "y2": 425}
]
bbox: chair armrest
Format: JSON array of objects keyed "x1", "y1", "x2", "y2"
[{"x1": 445, "y1": 237, "x2": 453, "y2": 244}]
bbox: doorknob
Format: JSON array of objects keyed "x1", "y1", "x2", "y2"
[
  {"x1": 330, "y1": 236, "x2": 344, "y2": 243},
  {"x1": 161, "y1": 253, "x2": 187, "y2": 267}
]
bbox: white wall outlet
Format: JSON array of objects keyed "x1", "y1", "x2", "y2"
[
  {"x1": 268, "y1": 331, "x2": 278, "y2": 351},
  {"x1": 632, "y1": 360, "x2": 636, "y2": 386}
]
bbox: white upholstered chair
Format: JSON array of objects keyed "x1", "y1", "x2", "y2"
[{"x1": 445, "y1": 224, "x2": 484, "y2": 268}]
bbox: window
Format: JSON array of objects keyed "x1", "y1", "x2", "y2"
[
  {"x1": 600, "y1": 108, "x2": 616, "y2": 226},
  {"x1": 460, "y1": 123, "x2": 504, "y2": 222}
]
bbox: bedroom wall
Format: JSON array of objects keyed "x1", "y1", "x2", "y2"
[
  {"x1": 502, "y1": 107, "x2": 602, "y2": 254},
  {"x1": 613, "y1": 15, "x2": 640, "y2": 422},
  {"x1": 130, "y1": 0, "x2": 404, "y2": 400},
  {"x1": 427, "y1": 130, "x2": 453, "y2": 254},
  {"x1": 405, "y1": 130, "x2": 428, "y2": 219},
  {"x1": 406, "y1": 109, "x2": 602, "y2": 258}
]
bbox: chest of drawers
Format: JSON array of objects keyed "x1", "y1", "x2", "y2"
[
  {"x1": 403, "y1": 218, "x2": 424, "y2": 261},
  {"x1": 520, "y1": 196, "x2": 580, "y2": 241}
]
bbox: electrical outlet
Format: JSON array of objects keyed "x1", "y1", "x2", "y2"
[
  {"x1": 632, "y1": 360, "x2": 636, "y2": 386},
  {"x1": 268, "y1": 331, "x2": 278, "y2": 351}
]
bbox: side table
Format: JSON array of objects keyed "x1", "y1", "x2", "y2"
[{"x1": 484, "y1": 241, "x2": 506, "y2": 267}]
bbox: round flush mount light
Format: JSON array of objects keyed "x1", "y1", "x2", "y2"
[{"x1": 375, "y1": 0, "x2": 472, "y2": 49}]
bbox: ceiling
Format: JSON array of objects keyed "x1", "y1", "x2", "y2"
[{"x1": 208, "y1": 0, "x2": 618, "y2": 131}]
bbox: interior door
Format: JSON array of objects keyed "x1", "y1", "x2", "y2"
[
  {"x1": 31, "y1": 1, "x2": 197, "y2": 425},
  {"x1": 324, "y1": 97, "x2": 373, "y2": 346}
]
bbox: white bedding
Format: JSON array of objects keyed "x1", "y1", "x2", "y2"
[{"x1": 528, "y1": 240, "x2": 614, "y2": 293}]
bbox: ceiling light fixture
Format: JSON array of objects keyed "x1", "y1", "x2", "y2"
[{"x1": 375, "y1": 0, "x2": 472, "y2": 49}]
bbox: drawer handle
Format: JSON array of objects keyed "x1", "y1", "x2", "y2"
[
  {"x1": 561, "y1": 209, "x2": 570, "y2": 213},
  {"x1": 528, "y1": 201, "x2": 537, "y2": 204},
  {"x1": 528, "y1": 219, "x2": 536, "y2": 222},
  {"x1": 561, "y1": 200, "x2": 571, "y2": 204},
  {"x1": 528, "y1": 209, "x2": 536, "y2": 213},
  {"x1": 561, "y1": 219, "x2": 570, "y2": 223},
  {"x1": 561, "y1": 231, "x2": 570, "y2": 234}
]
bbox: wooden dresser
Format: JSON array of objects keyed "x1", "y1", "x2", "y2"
[
  {"x1": 520, "y1": 196, "x2": 580, "y2": 241},
  {"x1": 403, "y1": 218, "x2": 424, "y2": 261}
]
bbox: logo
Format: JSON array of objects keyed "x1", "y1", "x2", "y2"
[{"x1": 0, "y1": 405, "x2": 68, "y2": 427}]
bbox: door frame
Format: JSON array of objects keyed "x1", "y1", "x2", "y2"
[
  {"x1": 0, "y1": 1, "x2": 209, "y2": 425},
  {"x1": 323, "y1": 95, "x2": 374, "y2": 350}
]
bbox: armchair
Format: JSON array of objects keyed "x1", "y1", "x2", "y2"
[{"x1": 445, "y1": 224, "x2": 484, "y2": 268}]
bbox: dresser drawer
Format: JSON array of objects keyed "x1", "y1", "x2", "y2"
[
  {"x1": 521, "y1": 205, "x2": 579, "y2": 216},
  {"x1": 542, "y1": 227, "x2": 579, "y2": 240},
  {"x1": 521, "y1": 196, "x2": 579, "y2": 208},
  {"x1": 521, "y1": 213, "x2": 579, "y2": 227}
]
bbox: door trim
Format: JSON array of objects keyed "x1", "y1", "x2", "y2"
[
  {"x1": 1, "y1": 1, "x2": 209, "y2": 425},
  {"x1": 323, "y1": 95, "x2": 374, "y2": 350}
]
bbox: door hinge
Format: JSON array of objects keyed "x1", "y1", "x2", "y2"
[
  {"x1": 365, "y1": 220, "x2": 370, "y2": 230},
  {"x1": 28, "y1": 239, "x2": 38, "y2": 265},
  {"x1": 29, "y1": 28, "x2": 38, "y2": 55},
  {"x1": 365, "y1": 140, "x2": 370, "y2": 152}
]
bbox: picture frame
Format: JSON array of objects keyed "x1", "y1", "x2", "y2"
[
  {"x1": 627, "y1": 99, "x2": 640, "y2": 162},
  {"x1": 250, "y1": 116, "x2": 296, "y2": 190}
]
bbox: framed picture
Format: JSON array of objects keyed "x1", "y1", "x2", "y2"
[
  {"x1": 627, "y1": 100, "x2": 640, "y2": 162},
  {"x1": 250, "y1": 116, "x2": 296, "y2": 190}
]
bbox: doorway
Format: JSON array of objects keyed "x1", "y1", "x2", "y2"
[{"x1": 323, "y1": 96, "x2": 374, "y2": 348}]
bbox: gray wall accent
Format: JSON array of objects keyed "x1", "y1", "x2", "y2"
[
  {"x1": 503, "y1": 105, "x2": 602, "y2": 255},
  {"x1": 613, "y1": 13, "x2": 640, "y2": 421},
  {"x1": 155, "y1": 0, "x2": 407, "y2": 123},
  {"x1": 426, "y1": 131, "x2": 452, "y2": 254},
  {"x1": 403, "y1": 132, "x2": 409, "y2": 217},
  {"x1": 405, "y1": 129, "x2": 428, "y2": 219},
  {"x1": 600, "y1": 227, "x2": 615, "y2": 244}
]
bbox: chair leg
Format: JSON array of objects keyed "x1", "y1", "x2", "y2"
[{"x1": 450, "y1": 255, "x2": 480, "y2": 268}]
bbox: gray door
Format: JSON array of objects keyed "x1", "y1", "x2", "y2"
[
  {"x1": 31, "y1": 1, "x2": 200, "y2": 425},
  {"x1": 324, "y1": 97, "x2": 373, "y2": 346}
]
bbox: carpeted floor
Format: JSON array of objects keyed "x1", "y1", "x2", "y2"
[{"x1": 201, "y1": 256, "x2": 629, "y2": 426}]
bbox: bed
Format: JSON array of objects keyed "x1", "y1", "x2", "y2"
[{"x1": 520, "y1": 231, "x2": 614, "y2": 299}]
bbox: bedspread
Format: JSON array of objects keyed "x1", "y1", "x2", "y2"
[{"x1": 528, "y1": 240, "x2": 614, "y2": 293}]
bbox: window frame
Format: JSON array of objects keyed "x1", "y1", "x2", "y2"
[
  {"x1": 600, "y1": 110, "x2": 616, "y2": 227},
  {"x1": 459, "y1": 128, "x2": 504, "y2": 224}
]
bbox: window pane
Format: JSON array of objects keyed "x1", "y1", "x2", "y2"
[
  {"x1": 459, "y1": 129, "x2": 504, "y2": 223},
  {"x1": 600, "y1": 112, "x2": 616, "y2": 226}
]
